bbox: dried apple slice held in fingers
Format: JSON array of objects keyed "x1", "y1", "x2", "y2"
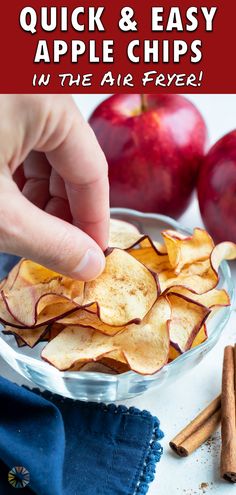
[
  {"x1": 41, "y1": 297, "x2": 170, "y2": 374},
  {"x1": 110, "y1": 218, "x2": 140, "y2": 236},
  {"x1": 162, "y1": 228, "x2": 214, "y2": 273},
  {"x1": 109, "y1": 218, "x2": 142, "y2": 249},
  {"x1": 109, "y1": 219, "x2": 167, "y2": 252},
  {"x1": 84, "y1": 248, "x2": 158, "y2": 326},
  {"x1": 166, "y1": 293, "x2": 210, "y2": 354}
]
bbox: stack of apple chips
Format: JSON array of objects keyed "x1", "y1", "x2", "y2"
[{"x1": 0, "y1": 219, "x2": 234, "y2": 374}]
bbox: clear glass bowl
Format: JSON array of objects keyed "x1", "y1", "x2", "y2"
[{"x1": 0, "y1": 209, "x2": 234, "y2": 402}]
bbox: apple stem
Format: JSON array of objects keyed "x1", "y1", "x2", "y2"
[{"x1": 141, "y1": 94, "x2": 148, "y2": 112}]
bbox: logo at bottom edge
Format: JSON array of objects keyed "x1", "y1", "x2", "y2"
[{"x1": 8, "y1": 466, "x2": 30, "y2": 489}]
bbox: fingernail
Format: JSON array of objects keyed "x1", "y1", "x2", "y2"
[{"x1": 72, "y1": 248, "x2": 105, "y2": 281}]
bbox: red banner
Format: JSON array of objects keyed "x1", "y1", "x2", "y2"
[{"x1": 0, "y1": 1, "x2": 235, "y2": 93}]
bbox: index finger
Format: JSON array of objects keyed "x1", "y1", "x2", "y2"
[{"x1": 44, "y1": 98, "x2": 109, "y2": 250}]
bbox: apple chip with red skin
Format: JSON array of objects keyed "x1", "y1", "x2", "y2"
[
  {"x1": 100, "y1": 351, "x2": 130, "y2": 373},
  {"x1": 169, "y1": 324, "x2": 207, "y2": 361},
  {"x1": 0, "y1": 259, "x2": 84, "y2": 327},
  {"x1": 158, "y1": 259, "x2": 211, "y2": 294},
  {"x1": 15, "y1": 336, "x2": 27, "y2": 348},
  {"x1": 166, "y1": 293, "x2": 210, "y2": 354},
  {"x1": 41, "y1": 298, "x2": 170, "y2": 375},
  {"x1": 165, "y1": 286, "x2": 230, "y2": 309},
  {"x1": 1, "y1": 226, "x2": 236, "y2": 376},
  {"x1": 0, "y1": 260, "x2": 22, "y2": 292},
  {"x1": 3, "y1": 324, "x2": 49, "y2": 348},
  {"x1": 2, "y1": 281, "x2": 81, "y2": 327},
  {"x1": 10, "y1": 259, "x2": 84, "y2": 300},
  {"x1": 58, "y1": 309, "x2": 125, "y2": 336},
  {"x1": 0, "y1": 249, "x2": 158, "y2": 329},
  {"x1": 128, "y1": 245, "x2": 170, "y2": 274},
  {"x1": 162, "y1": 228, "x2": 214, "y2": 273},
  {"x1": 158, "y1": 257, "x2": 225, "y2": 295},
  {"x1": 109, "y1": 218, "x2": 142, "y2": 249},
  {"x1": 70, "y1": 362, "x2": 116, "y2": 373},
  {"x1": 109, "y1": 219, "x2": 167, "y2": 253},
  {"x1": 159, "y1": 241, "x2": 236, "y2": 295},
  {"x1": 84, "y1": 248, "x2": 158, "y2": 326}
]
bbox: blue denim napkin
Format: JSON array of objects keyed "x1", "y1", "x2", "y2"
[{"x1": 0, "y1": 376, "x2": 163, "y2": 495}]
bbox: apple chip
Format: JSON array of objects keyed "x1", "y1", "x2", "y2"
[
  {"x1": 2, "y1": 224, "x2": 236, "y2": 377},
  {"x1": 6, "y1": 259, "x2": 84, "y2": 299},
  {"x1": 2, "y1": 283, "x2": 80, "y2": 327},
  {"x1": 169, "y1": 324, "x2": 207, "y2": 361},
  {"x1": 161, "y1": 241, "x2": 236, "y2": 295},
  {"x1": 41, "y1": 298, "x2": 170, "y2": 374},
  {"x1": 7, "y1": 260, "x2": 60, "y2": 289},
  {"x1": 128, "y1": 245, "x2": 170, "y2": 273},
  {"x1": 69, "y1": 362, "x2": 116, "y2": 373},
  {"x1": 191, "y1": 324, "x2": 208, "y2": 348},
  {"x1": 152, "y1": 240, "x2": 167, "y2": 254},
  {"x1": 109, "y1": 219, "x2": 167, "y2": 252},
  {"x1": 48, "y1": 322, "x2": 64, "y2": 341},
  {"x1": 1, "y1": 262, "x2": 84, "y2": 327},
  {"x1": 0, "y1": 294, "x2": 25, "y2": 327},
  {"x1": 109, "y1": 218, "x2": 142, "y2": 249},
  {"x1": 166, "y1": 293, "x2": 210, "y2": 354},
  {"x1": 84, "y1": 248, "x2": 158, "y2": 326},
  {"x1": 3, "y1": 324, "x2": 48, "y2": 348},
  {"x1": 165, "y1": 287, "x2": 230, "y2": 309},
  {"x1": 110, "y1": 218, "x2": 140, "y2": 235},
  {"x1": 15, "y1": 336, "x2": 26, "y2": 348},
  {"x1": 162, "y1": 228, "x2": 214, "y2": 273},
  {"x1": 159, "y1": 259, "x2": 216, "y2": 294},
  {"x1": 210, "y1": 241, "x2": 236, "y2": 276},
  {"x1": 0, "y1": 261, "x2": 22, "y2": 292},
  {"x1": 58, "y1": 309, "x2": 125, "y2": 336},
  {"x1": 100, "y1": 351, "x2": 130, "y2": 373},
  {"x1": 42, "y1": 325, "x2": 117, "y2": 370}
]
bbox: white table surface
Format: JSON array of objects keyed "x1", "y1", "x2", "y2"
[{"x1": 1, "y1": 94, "x2": 236, "y2": 495}]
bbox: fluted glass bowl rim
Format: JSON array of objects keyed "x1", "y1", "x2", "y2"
[{"x1": 0, "y1": 208, "x2": 234, "y2": 387}]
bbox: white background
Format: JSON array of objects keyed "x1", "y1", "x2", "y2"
[{"x1": 1, "y1": 94, "x2": 236, "y2": 495}]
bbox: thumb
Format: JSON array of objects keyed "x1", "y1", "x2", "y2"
[{"x1": 1, "y1": 190, "x2": 106, "y2": 281}]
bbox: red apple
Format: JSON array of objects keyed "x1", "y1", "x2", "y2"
[
  {"x1": 89, "y1": 94, "x2": 207, "y2": 218},
  {"x1": 198, "y1": 130, "x2": 236, "y2": 243}
]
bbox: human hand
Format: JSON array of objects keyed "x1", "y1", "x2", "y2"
[{"x1": 0, "y1": 95, "x2": 109, "y2": 280}]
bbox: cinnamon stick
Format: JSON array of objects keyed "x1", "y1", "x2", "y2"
[
  {"x1": 169, "y1": 395, "x2": 221, "y2": 457},
  {"x1": 220, "y1": 345, "x2": 236, "y2": 483}
]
